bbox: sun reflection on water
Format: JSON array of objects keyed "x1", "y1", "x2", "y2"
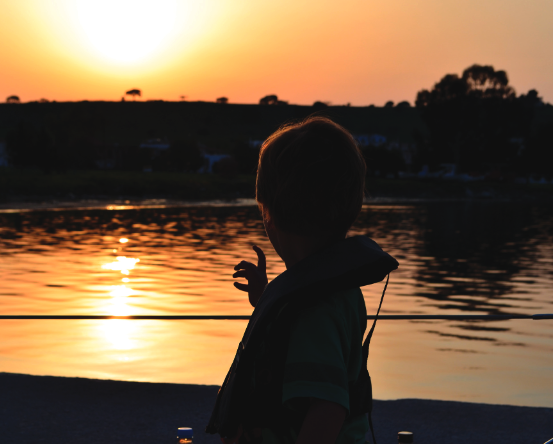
[
  {"x1": 98, "y1": 319, "x2": 138, "y2": 351},
  {"x1": 100, "y1": 241, "x2": 141, "y2": 350},
  {"x1": 102, "y1": 256, "x2": 140, "y2": 274}
]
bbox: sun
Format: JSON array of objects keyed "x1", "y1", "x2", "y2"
[{"x1": 76, "y1": 0, "x2": 177, "y2": 64}]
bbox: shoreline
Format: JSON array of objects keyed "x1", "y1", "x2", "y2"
[
  {"x1": 1, "y1": 171, "x2": 552, "y2": 211},
  {"x1": 1, "y1": 195, "x2": 552, "y2": 213},
  {"x1": 2, "y1": 372, "x2": 552, "y2": 444}
]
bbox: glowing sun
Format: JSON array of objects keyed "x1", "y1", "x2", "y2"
[{"x1": 76, "y1": 0, "x2": 177, "y2": 64}]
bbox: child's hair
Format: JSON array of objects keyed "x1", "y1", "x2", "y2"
[{"x1": 256, "y1": 116, "x2": 366, "y2": 237}]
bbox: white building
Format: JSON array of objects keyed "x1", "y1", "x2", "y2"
[{"x1": 198, "y1": 153, "x2": 231, "y2": 173}]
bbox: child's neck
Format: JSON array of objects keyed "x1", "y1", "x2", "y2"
[{"x1": 268, "y1": 226, "x2": 344, "y2": 269}]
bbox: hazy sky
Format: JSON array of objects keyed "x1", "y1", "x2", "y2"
[{"x1": 1, "y1": 0, "x2": 552, "y2": 105}]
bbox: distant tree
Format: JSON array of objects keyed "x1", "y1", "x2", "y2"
[
  {"x1": 395, "y1": 101, "x2": 411, "y2": 108},
  {"x1": 361, "y1": 145, "x2": 405, "y2": 179},
  {"x1": 517, "y1": 89, "x2": 543, "y2": 108},
  {"x1": 416, "y1": 65, "x2": 515, "y2": 108},
  {"x1": 169, "y1": 139, "x2": 204, "y2": 172},
  {"x1": 259, "y1": 95, "x2": 278, "y2": 105},
  {"x1": 524, "y1": 121, "x2": 553, "y2": 175},
  {"x1": 384, "y1": 101, "x2": 394, "y2": 108},
  {"x1": 6, "y1": 95, "x2": 20, "y2": 104},
  {"x1": 216, "y1": 97, "x2": 228, "y2": 104},
  {"x1": 125, "y1": 89, "x2": 141, "y2": 100},
  {"x1": 7, "y1": 107, "x2": 105, "y2": 172},
  {"x1": 180, "y1": 95, "x2": 187, "y2": 101},
  {"x1": 233, "y1": 140, "x2": 260, "y2": 174},
  {"x1": 213, "y1": 156, "x2": 240, "y2": 179},
  {"x1": 5, "y1": 122, "x2": 59, "y2": 171},
  {"x1": 415, "y1": 64, "x2": 530, "y2": 172},
  {"x1": 39, "y1": 98, "x2": 49, "y2": 103},
  {"x1": 312, "y1": 101, "x2": 329, "y2": 108}
]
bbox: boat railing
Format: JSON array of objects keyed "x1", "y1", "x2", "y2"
[{"x1": 1, "y1": 314, "x2": 552, "y2": 320}]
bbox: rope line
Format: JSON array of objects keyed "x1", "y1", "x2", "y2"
[{"x1": 1, "y1": 314, "x2": 551, "y2": 320}]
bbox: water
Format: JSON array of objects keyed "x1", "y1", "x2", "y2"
[{"x1": 0, "y1": 201, "x2": 552, "y2": 407}]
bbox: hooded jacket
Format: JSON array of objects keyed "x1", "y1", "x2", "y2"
[{"x1": 206, "y1": 235, "x2": 399, "y2": 440}]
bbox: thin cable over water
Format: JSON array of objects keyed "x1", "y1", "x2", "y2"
[{"x1": 1, "y1": 314, "x2": 551, "y2": 320}]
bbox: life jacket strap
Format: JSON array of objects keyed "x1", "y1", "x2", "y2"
[
  {"x1": 363, "y1": 273, "x2": 389, "y2": 363},
  {"x1": 364, "y1": 273, "x2": 389, "y2": 444}
]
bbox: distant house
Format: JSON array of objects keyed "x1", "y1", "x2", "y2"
[
  {"x1": 353, "y1": 135, "x2": 370, "y2": 146},
  {"x1": 0, "y1": 141, "x2": 8, "y2": 167},
  {"x1": 368, "y1": 134, "x2": 387, "y2": 146},
  {"x1": 139, "y1": 139, "x2": 170, "y2": 150},
  {"x1": 198, "y1": 153, "x2": 230, "y2": 173},
  {"x1": 197, "y1": 146, "x2": 231, "y2": 173},
  {"x1": 353, "y1": 134, "x2": 387, "y2": 147},
  {"x1": 387, "y1": 141, "x2": 416, "y2": 166},
  {"x1": 248, "y1": 139, "x2": 264, "y2": 149}
]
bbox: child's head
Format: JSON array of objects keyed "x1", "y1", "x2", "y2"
[{"x1": 256, "y1": 116, "x2": 366, "y2": 240}]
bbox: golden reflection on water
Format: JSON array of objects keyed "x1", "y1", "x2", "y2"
[
  {"x1": 102, "y1": 256, "x2": 140, "y2": 274},
  {"x1": 99, "y1": 319, "x2": 138, "y2": 350},
  {"x1": 0, "y1": 203, "x2": 552, "y2": 407}
]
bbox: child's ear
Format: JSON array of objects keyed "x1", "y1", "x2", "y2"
[
  {"x1": 263, "y1": 216, "x2": 276, "y2": 235},
  {"x1": 260, "y1": 206, "x2": 273, "y2": 228}
]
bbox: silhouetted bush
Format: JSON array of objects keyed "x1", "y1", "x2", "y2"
[
  {"x1": 169, "y1": 140, "x2": 203, "y2": 172},
  {"x1": 416, "y1": 64, "x2": 542, "y2": 173},
  {"x1": 212, "y1": 157, "x2": 240, "y2": 179},
  {"x1": 362, "y1": 146, "x2": 406, "y2": 178},
  {"x1": 4, "y1": 121, "x2": 94, "y2": 172},
  {"x1": 312, "y1": 101, "x2": 329, "y2": 110},
  {"x1": 232, "y1": 140, "x2": 260, "y2": 174}
]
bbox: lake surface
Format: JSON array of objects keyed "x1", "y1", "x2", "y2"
[{"x1": 1, "y1": 201, "x2": 552, "y2": 407}]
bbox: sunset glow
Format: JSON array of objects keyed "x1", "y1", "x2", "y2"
[
  {"x1": 75, "y1": 0, "x2": 177, "y2": 64},
  {"x1": 1, "y1": 1, "x2": 552, "y2": 106}
]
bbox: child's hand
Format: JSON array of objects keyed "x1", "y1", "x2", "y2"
[{"x1": 233, "y1": 245, "x2": 268, "y2": 307}]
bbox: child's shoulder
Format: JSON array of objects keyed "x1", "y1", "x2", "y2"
[
  {"x1": 295, "y1": 287, "x2": 366, "y2": 332},
  {"x1": 316, "y1": 287, "x2": 366, "y2": 316}
]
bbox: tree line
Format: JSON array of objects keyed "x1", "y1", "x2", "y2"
[
  {"x1": 3, "y1": 64, "x2": 552, "y2": 178},
  {"x1": 414, "y1": 64, "x2": 552, "y2": 176}
]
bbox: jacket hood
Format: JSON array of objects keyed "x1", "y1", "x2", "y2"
[{"x1": 242, "y1": 235, "x2": 399, "y2": 349}]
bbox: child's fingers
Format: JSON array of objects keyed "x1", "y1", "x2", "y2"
[
  {"x1": 234, "y1": 282, "x2": 248, "y2": 292},
  {"x1": 234, "y1": 260, "x2": 256, "y2": 272},
  {"x1": 233, "y1": 270, "x2": 248, "y2": 279},
  {"x1": 252, "y1": 245, "x2": 266, "y2": 273}
]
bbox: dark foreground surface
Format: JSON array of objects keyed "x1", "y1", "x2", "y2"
[{"x1": 1, "y1": 373, "x2": 551, "y2": 444}]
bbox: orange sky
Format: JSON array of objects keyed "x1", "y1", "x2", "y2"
[{"x1": 1, "y1": 0, "x2": 552, "y2": 106}]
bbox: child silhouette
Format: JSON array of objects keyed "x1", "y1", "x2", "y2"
[{"x1": 208, "y1": 116, "x2": 398, "y2": 444}]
